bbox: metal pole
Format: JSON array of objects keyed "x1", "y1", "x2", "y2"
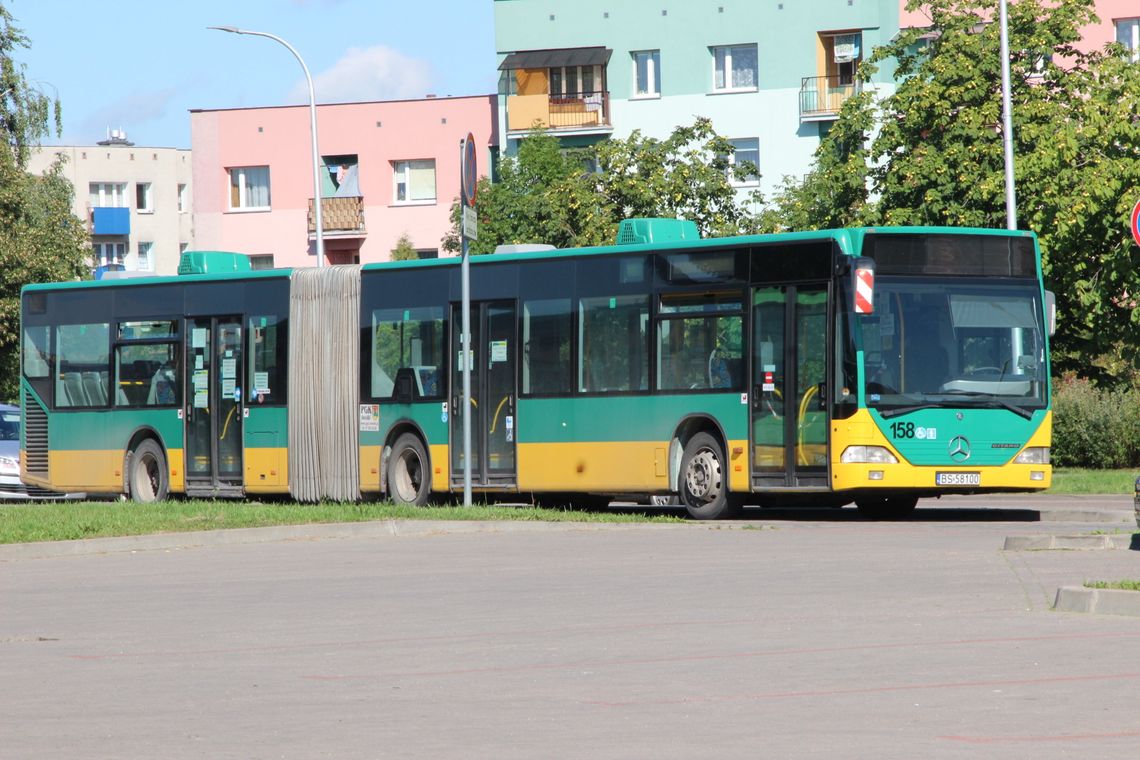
[
  {"x1": 460, "y1": 140, "x2": 472, "y2": 508},
  {"x1": 209, "y1": 26, "x2": 325, "y2": 265},
  {"x1": 998, "y1": 0, "x2": 1017, "y2": 231}
]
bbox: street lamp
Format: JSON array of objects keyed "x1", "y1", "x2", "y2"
[
  {"x1": 998, "y1": 0, "x2": 1017, "y2": 231},
  {"x1": 209, "y1": 25, "x2": 325, "y2": 266}
]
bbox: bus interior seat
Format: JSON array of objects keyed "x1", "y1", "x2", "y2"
[
  {"x1": 62, "y1": 373, "x2": 90, "y2": 406},
  {"x1": 393, "y1": 367, "x2": 418, "y2": 404},
  {"x1": 82, "y1": 371, "x2": 108, "y2": 405}
]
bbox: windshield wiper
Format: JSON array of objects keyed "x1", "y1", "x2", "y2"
[
  {"x1": 879, "y1": 403, "x2": 941, "y2": 419},
  {"x1": 941, "y1": 390, "x2": 1035, "y2": 420}
]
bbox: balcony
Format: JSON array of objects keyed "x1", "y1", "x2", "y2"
[
  {"x1": 90, "y1": 207, "x2": 130, "y2": 236},
  {"x1": 799, "y1": 76, "x2": 862, "y2": 121},
  {"x1": 307, "y1": 195, "x2": 365, "y2": 238},
  {"x1": 506, "y1": 91, "x2": 611, "y2": 134}
]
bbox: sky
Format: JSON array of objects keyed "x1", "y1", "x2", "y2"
[{"x1": 8, "y1": 0, "x2": 500, "y2": 148}]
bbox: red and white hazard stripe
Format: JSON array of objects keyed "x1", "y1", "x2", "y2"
[{"x1": 854, "y1": 268, "x2": 874, "y2": 314}]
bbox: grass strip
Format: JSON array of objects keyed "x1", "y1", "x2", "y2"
[
  {"x1": 1084, "y1": 580, "x2": 1140, "y2": 591},
  {"x1": 0, "y1": 499, "x2": 682, "y2": 545},
  {"x1": 1048, "y1": 468, "x2": 1139, "y2": 495}
]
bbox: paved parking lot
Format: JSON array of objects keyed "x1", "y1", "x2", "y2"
[{"x1": 2, "y1": 495, "x2": 1138, "y2": 759}]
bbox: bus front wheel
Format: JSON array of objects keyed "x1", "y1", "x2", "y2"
[
  {"x1": 680, "y1": 433, "x2": 741, "y2": 520},
  {"x1": 855, "y1": 496, "x2": 918, "y2": 519},
  {"x1": 128, "y1": 439, "x2": 169, "y2": 503},
  {"x1": 388, "y1": 434, "x2": 430, "y2": 506}
]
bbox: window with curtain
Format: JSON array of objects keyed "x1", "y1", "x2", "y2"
[
  {"x1": 633, "y1": 50, "x2": 661, "y2": 97},
  {"x1": 228, "y1": 166, "x2": 271, "y2": 210},
  {"x1": 727, "y1": 137, "x2": 760, "y2": 185},
  {"x1": 1118, "y1": 18, "x2": 1140, "y2": 62},
  {"x1": 712, "y1": 44, "x2": 758, "y2": 91},
  {"x1": 393, "y1": 160, "x2": 437, "y2": 204}
]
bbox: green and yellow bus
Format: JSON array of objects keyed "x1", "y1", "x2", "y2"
[{"x1": 20, "y1": 220, "x2": 1052, "y2": 519}]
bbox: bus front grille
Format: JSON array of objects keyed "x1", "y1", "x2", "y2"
[{"x1": 23, "y1": 390, "x2": 49, "y2": 478}]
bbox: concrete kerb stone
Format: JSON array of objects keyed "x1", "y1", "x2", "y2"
[
  {"x1": 1003, "y1": 533, "x2": 1136, "y2": 551},
  {"x1": 1038, "y1": 509, "x2": 1133, "y2": 524},
  {"x1": 0, "y1": 519, "x2": 757, "y2": 561},
  {"x1": 1053, "y1": 586, "x2": 1140, "y2": 617}
]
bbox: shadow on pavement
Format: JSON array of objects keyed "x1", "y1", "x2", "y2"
[{"x1": 604, "y1": 504, "x2": 1042, "y2": 523}]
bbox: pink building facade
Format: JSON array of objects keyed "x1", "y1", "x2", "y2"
[
  {"x1": 899, "y1": 1, "x2": 1138, "y2": 59},
  {"x1": 190, "y1": 95, "x2": 497, "y2": 268}
]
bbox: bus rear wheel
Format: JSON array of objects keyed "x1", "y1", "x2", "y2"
[
  {"x1": 128, "y1": 439, "x2": 168, "y2": 503},
  {"x1": 680, "y1": 433, "x2": 741, "y2": 520},
  {"x1": 388, "y1": 434, "x2": 430, "y2": 506},
  {"x1": 855, "y1": 496, "x2": 918, "y2": 519}
]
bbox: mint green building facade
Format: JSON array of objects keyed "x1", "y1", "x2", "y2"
[{"x1": 494, "y1": 0, "x2": 902, "y2": 200}]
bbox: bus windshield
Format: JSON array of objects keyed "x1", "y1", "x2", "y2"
[{"x1": 859, "y1": 277, "x2": 1047, "y2": 417}]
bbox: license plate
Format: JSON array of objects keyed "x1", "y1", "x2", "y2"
[{"x1": 936, "y1": 472, "x2": 981, "y2": 486}]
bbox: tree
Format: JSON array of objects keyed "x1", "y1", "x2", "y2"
[
  {"x1": 1, "y1": 4, "x2": 91, "y2": 401},
  {"x1": 765, "y1": 0, "x2": 1140, "y2": 384},
  {"x1": 444, "y1": 118, "x2": 762, "y2": 254},
  {"x1": 389, "y1": 232, "x2": 418, "y2": 261}
]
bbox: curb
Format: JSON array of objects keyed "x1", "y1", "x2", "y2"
[
  {"x1": 1038, "y1": 509, "x2": 1133, "y2": 524},
  {"x1": 1053, "y1": 586, "x2": 1140, "y2": 617},
  {"x1": 1003, "y1": 534, "x2": 1136, "y2": 551},
  {"x1": 0, "y1": 519, "x2": 724, "y2": 561}
]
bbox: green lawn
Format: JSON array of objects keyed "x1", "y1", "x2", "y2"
[{"x1": 1047, "y1": 468, "x2": 1138, "y2": 495}]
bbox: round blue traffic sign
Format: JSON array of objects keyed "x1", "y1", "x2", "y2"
[{"x1": 462, "y1": 133, "x2": 478, "y2": 208}]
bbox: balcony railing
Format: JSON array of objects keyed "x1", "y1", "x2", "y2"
[
  {"x1": 506, "y1": 91, "x2": 611, "y2": 133},
  {"x1": 799, "y1": 76, "x2": 861, "y2": 120},
  {"x1": 90, "y1": 207, "x2": 130, "y2": 236},
  {"x1": 307, "y1": 195, "x2": 365, "y2": 236}
]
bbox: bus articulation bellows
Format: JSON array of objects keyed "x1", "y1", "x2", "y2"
[{"x1": 20, "y1": 220, "x2": 1052, "y2": 519}]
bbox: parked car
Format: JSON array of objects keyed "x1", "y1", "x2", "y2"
[{"x1": 0, "y1": 404, "x2": 84, "y2": 500}]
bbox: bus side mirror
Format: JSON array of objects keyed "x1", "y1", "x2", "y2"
[
  {"x1": 852, "y1": 257, "x2": 875, "y2": 315},
  {"x1": 1044, "y1": 290, "x2": 1056, "y2": 337}
]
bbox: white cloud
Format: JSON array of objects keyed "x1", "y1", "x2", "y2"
[{"x1": 286, "y1": 45, "x2": 434, "y2": 104}]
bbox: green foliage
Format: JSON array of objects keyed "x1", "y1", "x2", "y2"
[
  {"x1": 0, "y1": 4, "x2": 91, "y2": 402},
  {"x1": 1051, "y1": 375, "x2": 1140, "y2": 468},
  {"x1": 444, "y1": 118, "x2": 762, "y2": 253},
  {"x1": 765, "y1": 0, "x2": 1140, "y2": 385},
  {"x1": 389, "y1": 232, "x2": 418, "y2": 261}
]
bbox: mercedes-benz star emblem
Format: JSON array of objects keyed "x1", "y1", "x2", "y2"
[{"x1": 948, "y1": 435, "x2": 971, "y2": 463}]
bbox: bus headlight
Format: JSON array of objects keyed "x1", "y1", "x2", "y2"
[
  {"x1": 1014, "y1": 447, "x2": 1050, "y2": 464},
  {"x1": 840, "y1": 446, "x2": 898, "y2": 464}
]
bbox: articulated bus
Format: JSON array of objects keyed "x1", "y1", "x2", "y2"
[{"x1": 20, "y1": 220, "x2": 1052, "y2": 519}]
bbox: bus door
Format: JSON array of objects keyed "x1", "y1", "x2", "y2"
[
  {"x1": 751, "y1": 285, "x2": 829, "y2": 488},
  {"x1": 449, "y1": 301, "x2": 517, "y2": 488},
  {"x1": 184, "y1": 317, "x2": 244, "y2": 497}
]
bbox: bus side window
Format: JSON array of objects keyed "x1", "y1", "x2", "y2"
[{"x1": 371, "y1": 306, "x2": 444, "y2": 401}]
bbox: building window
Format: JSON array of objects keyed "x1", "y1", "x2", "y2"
[
  {"x1": 322, "y1": 154, "x2": 360, "y2": 197},
  {"x1": 135, "y1": 182, "x2": 153, "y2": 213},
  {"x1": 228, "y1": 166, "x2": 271, "y2": 210},
  {"x1": 392, "y1": 160, "x2": 436, "y2": 204},
  {"x1": 712, "y1": 44, "x2": 758, "y2": 92},
  {"x1": 549, "y1": 64, "x2": 603, "y2": 96},
  {"x1": 89, "y1": 182, "x2": 127, "y2": 207},
  {"x1": 416, "y1": 249, "x2": 439, "y2": 260},
  {"x1": 249, "y1": 254, "x2": 275, "y2": 270},
  {"x1": 727, "y1": 137, "x2": 760, "y2": 185},
  {"x1": 632, "y1": 50, "x2": 661, "y2": 97},
  {"x1": 137, "y1": 241, "x2": 154, "y2": 271},
  {"x1": 177, "y1": 184, "x2": 188, "y2": 212},
  {"x1": 93, "y1": 242, "x2": 126, "y2": 267},
  {"x1": 1118, "y1": 18, "x2": 1140, "y2": 62}
]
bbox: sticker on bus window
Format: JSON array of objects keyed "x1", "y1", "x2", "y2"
[
  {"x1": 253, "y1": 372, "x2": 270, "y2": 393},
  {"x1": 491, "y1": 340, "x2": 507, "y2": 363},
  {"x1": 222, "y1": 358, "x2": 237, "y2": 379},
  {"x1": 192, "y1": 328, "x2": 207, "y2": 348},
  {"x1": 194, "y1": 390, "x2": 208, "y2": 409},
  {"x1": 222, "y1": 379, "x2": 235, "y2": 399}
]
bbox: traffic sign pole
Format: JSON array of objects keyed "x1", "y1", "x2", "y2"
[{"x1": 459, "y1": 134, "x2": 477, "y2": 508}]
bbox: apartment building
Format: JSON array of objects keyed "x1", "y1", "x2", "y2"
[
  {"x1": 26, "y1": 132, "x2": 194, "y2": 275},
  {"x1": 189, "y1": 95, "x2": 497, "y2": 268},
  {"x1": 493, "y1": 0, "x2": 904, "y2": 199}
]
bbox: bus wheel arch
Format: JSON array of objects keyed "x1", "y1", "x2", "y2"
[
  {"x1": 383, "y1": 424, "x2": 431, "y2": 506},
  {"x1": 125, "y1": 432, "x2": 169, "y2": 503}
]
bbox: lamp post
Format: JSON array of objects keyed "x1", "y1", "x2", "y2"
[
  {"x1": 998, "y1": 0, "x2": 1017, "y2": 231},
  {"x1": 209, "y1": 26, "x2": 325, "y2": 266}
]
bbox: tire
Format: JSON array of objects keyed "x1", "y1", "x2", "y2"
[
  {"x1": 388, "y1": 434, "x2": 431, "y2": 506},
  {"x1": 679, "y1": 432, "x2": 741, "y2": 520},
  {"x1": 128, "y1": 439, "x2": 169, "y2": 503},
  {"x1": 855, "y1": 496, "x2": 918, "y2": 519}
]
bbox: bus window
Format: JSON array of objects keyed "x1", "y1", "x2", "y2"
[
  {"x1": 522, "y1": 298, "x2": 571, "y2": 395},
  {"x1": 114, "y1": 321, "x2": 179, "y2": 407},
  {"x1": 579, "y1": 295, "x2": 649, "y2": 393},
  {"x1": 371, "y1": 306, "x2": 444, "y2": 400},
  {"x1": 55, "y1": 323, "x2": 110, "y2": 407},
  {"x1": 656, "y1": 291, "x2": 743, "y2": 391},
  {"x1": 248, "y1": 316, "x2": 283, "y2": 404}
]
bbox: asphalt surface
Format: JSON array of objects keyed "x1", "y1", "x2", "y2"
[{"x1": 2, "y1": 493, "x2": 1139, "y2": 759}]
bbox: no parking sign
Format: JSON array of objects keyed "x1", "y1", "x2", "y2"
[{"x1": 1132, "y1": 199, "x2": 1140, "y2": 249}]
